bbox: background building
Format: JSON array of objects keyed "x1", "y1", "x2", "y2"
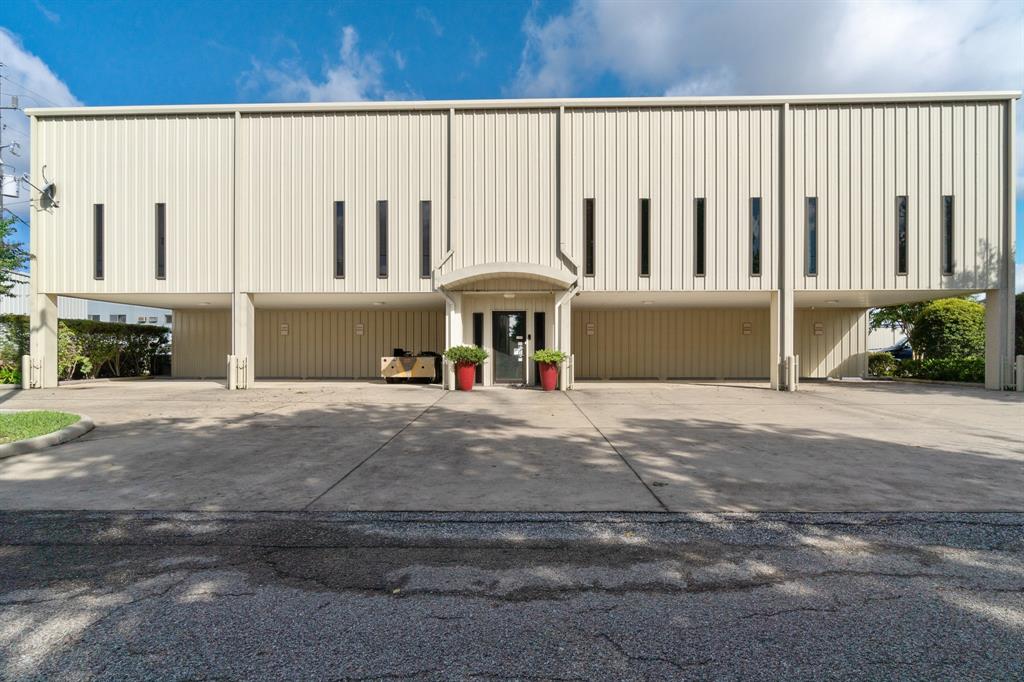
[
  {"x1": 22, "y1": 92, "x2": 1018, "y2": 390},
  {"x1": 0, "y1": 271, "x2": 87, "y2": 319},
  {"x1": 0, "y1": 272, "x2": 171, "y2": 327}
]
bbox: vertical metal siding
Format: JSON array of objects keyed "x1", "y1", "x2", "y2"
[
  {"x1": 449, "y1": 110, "x2": 561, "y2": 273},
  {"x1": 787, "y1": 102, "x2": 1004, "y2": 291},
  {"x1": 256, "y1": 309, "x2": 444, "y2": 378},
  {"x1": 236, "y1": 112, "x2": 447, "y2": 293},
  {"x1": 571, "y1": 308, "x2": 771, "y2": 379},
  {"x1": 564, "y1": 107, "x2": 779, "y2": 292},
  {"x1": 793, "y1": 308, "x2": 868, "y2": 378},
  {"x1": 171, "y1": 309, "x2": 231, "y2": 378},
  {"x1": 34, "y1": 116, "x2": 234, "y2": 295}
]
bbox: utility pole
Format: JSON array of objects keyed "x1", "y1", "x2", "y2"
[{"x1": 0, "y1": 62, "x2": 23, "y2": 218}]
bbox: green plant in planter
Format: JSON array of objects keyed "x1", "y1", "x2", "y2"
[
  {"x1": 531, "y1": 348, "x2": 567, "y2": 364},
  {"x1": 443, "y1": 345, "x2": 489, "y2": 365}
]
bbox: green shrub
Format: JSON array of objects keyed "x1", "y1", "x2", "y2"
[
  {"x1": 0, "y1": 313, "x2": 29, "y2": 365},
  {"x1": 0, "y1": 363, "x2": 21, "y2": 385},
  {"x1": 57, "y1": 321, "x2": 91, "y2": 380},
  {"x1": 868, "y1": 352, "x2": 899, "y2": 377},
  {"x1": 891, "y1": 357, "x2": 985, "y2": 383},
  {"x1": 443, "y1": 345, "x2": 489, "y2": 365},
  {"x1": 909, "y1": 298, "x2": 985, "y2": 359},
  {"x1": 0, "y1": 315, "x2": 168, "y2": 380},
  {"x1": 531, "y1": 348, "x2": 567, "y2": 364}
]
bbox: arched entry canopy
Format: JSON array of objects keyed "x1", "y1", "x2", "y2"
[{"x1": 437, "y1": 262, "x2": 575, "y2": 292}]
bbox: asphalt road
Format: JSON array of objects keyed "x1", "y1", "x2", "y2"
[{"x1": 1, "y1": 511, "x2": 1022, "y2": 681}]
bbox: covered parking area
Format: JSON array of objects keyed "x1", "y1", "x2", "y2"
[
  {"x1": 571, "y1": 291, "x2": 870, "y2": 383},
  {"x1": 169, "y1": 292, "x2": 447, "y2": 381},
  {"x1": 1, "y1": 378, "x2": 1021, "y2": 512}
]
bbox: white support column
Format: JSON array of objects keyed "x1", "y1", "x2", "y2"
[
  {"x1": 556, "y1": 293, "x2": 573, "y2": 391},
  {"x1": 770, "y1": 291, "x2": 795, "y2": 391},
  {"x1": 772, "y1": 102, "x2": 796, "y2": 392},
  {"x1": 28, "y1": 293, "x2": 58, "y2": 388},
  {"x1": 444, "y1": 292, "x2": 463, "y2": 390},
  {"x1": 769, "y1": 292, "x2": 781, "y2": 389},
  {"x1": 984, "y1": 288, "x2": 1012, "y2": 390},
  {"x1": 230, "y1": 292, "x2": 255, "y2": 389}
]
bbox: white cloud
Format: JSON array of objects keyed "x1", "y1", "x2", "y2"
[
  {"x1": 1016, "y1": 263, "x2": 1024, "y2": 294},
  {"x1": 0, "y1": 28, "x2": 80, "y2": 227},
  {"x1": 512, "y1": 0, "x2": 1024, "y2": 187},
  {"x1": 242, "y1": 26, "x2": 402, "y2": 102},
  {"x1": 415, "y1": 7, "x2": 444, "y2": 37},
  {"x1": 32, "y1": 1, "x2": 60, "y2": 24},
  {"x1": 514, "y1": 0, "x2": 1022, "y2": 96}
]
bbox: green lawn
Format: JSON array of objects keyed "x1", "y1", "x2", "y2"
[{"x1": 0, "y1": 411, "x2": 80, "y2": 445}]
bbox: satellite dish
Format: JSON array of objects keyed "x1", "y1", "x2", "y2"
[
  {"x1": 40, "y1": 182, "x2": 57, "y2": 209},
  {"x1": 19, "y1": 166, "x2": 60, "y2": 209}
]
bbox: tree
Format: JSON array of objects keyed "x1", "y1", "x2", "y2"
[
  {"x1": 910, "y1": 298, "x2": 986, "y2": 359},
  {"x1": 0, "y1": 217, "x2": 28, "y2": 297},
  {"x1": 869, "y1": 302, "x2": 927, "y2": 339}
]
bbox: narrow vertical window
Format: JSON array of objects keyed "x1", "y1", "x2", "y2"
[
  {"x1": 93, "y1": 204, "x2": 105, "y2": 280},
  {"x1": 376, "y1": 200, "x2": 388, "y2": 278},
  {"x1": 334, "y1": 201, "x2": 345, "y2": 278},
  {"x1": 533, "y1": 311, "x2": 546, "y2": 386},
  {"x1": 472, "y1": 312, "x2": 484, "y2": 383},
  {"x1": 896, "y1": 196, "x2": 908, "y2": 275},
  {"x1": 154, "y1": 203, "x2": 166, "y2": 280},
  {"x1": 639, "y1": 198, "x2": 650, "y2": 276},
  {"x1": 942, "y1": 195, "x2": 954, "y2": 275},
  {"x1": 750, "y1": 197, "x2": 762, "y2": 277},
  {"x1": 806, "y1": 197, "x2": 818, "y2": 276},
  {"x1": 584, "y1": 198, "x2": 595, "y2": 277},
  {"x1": 420, "y1": 200, "x2": 432, "y2": 278},
  {"x1": 694, "y1": 198, "x2": 706, "y2": 277}
]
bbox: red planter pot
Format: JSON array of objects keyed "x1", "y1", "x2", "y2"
[
  {"x1": 538, "y1": 362, "x2": 559, "y2": 391},
  {"x1": 455, "y1": 362, "x2": 477, "y2": 391}
]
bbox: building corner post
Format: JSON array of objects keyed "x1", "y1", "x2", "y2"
[
  {"x1": 27, "y1": 110, "x2": 57, "y2": 389},
  {"x1": 987, "y1": 97, "x2": 1016, "y2": 390},
  {"x1": 985, "y1": 288, "x2": 1012, "y2": 390}
]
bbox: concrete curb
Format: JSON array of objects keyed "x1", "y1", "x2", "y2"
[
  {"x1": 893, "y1": 378, "x2": 985, "y2": 388},
  {"x1": 0, "y1": 411, "x2": 95, "y2": 460}
]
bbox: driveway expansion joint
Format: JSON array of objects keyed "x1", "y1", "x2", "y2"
[{"x1": 300, "y1": 391, "x2": 449, "y2": 511}]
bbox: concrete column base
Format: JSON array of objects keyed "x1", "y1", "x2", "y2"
[
  {"x1": 770, "y1": 291, "x2": 795, "y2": 391},
  {"x1": 985, "y1": 288, "x2": 1013, "y2": 391},
  {"x1": 444, "y1": 292, "x2": 464, "y2": 391},
  {"x1": 230, "y1": 292, "x2": 255, "y2": 389},
  {"x1": 28, "y1": 293, "x2": 58, "y2": 389}
]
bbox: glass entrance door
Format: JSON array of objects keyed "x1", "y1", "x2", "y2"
[{"x1": 492, "y1": 311, "x2": 526, "y2": 383}]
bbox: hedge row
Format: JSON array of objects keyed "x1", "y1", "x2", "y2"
[
  {"x1": 0, "y1": 314, "x2": 169, "y2": 384},
  {"x1": 868, "y1": 352, "x2": 984, "y2": 383}
]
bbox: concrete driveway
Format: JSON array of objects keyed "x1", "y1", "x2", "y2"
[{"x1": 0, "y1": 379, "x2": 1021, "y2": 511}]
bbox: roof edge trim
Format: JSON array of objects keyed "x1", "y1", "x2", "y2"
[{"x1": 26, "y1": 91, "x2": 1023, "y2": 117}]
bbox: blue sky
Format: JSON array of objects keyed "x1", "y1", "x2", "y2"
[{"x1": 1, "y1": 0, "x2": 1022, "y2": 285}]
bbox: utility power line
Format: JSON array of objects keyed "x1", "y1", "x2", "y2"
[{"x1": 0, "y1": 75, "x2": 65, "y2": 108}]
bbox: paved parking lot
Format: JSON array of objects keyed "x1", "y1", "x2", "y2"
[{"x1": 0, "y1": 379, "x2": 1021, "y2": 511}]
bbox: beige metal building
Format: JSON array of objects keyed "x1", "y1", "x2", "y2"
[{"x1": 22, "y1": 92, "x2": 1019, "y2": 390}]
